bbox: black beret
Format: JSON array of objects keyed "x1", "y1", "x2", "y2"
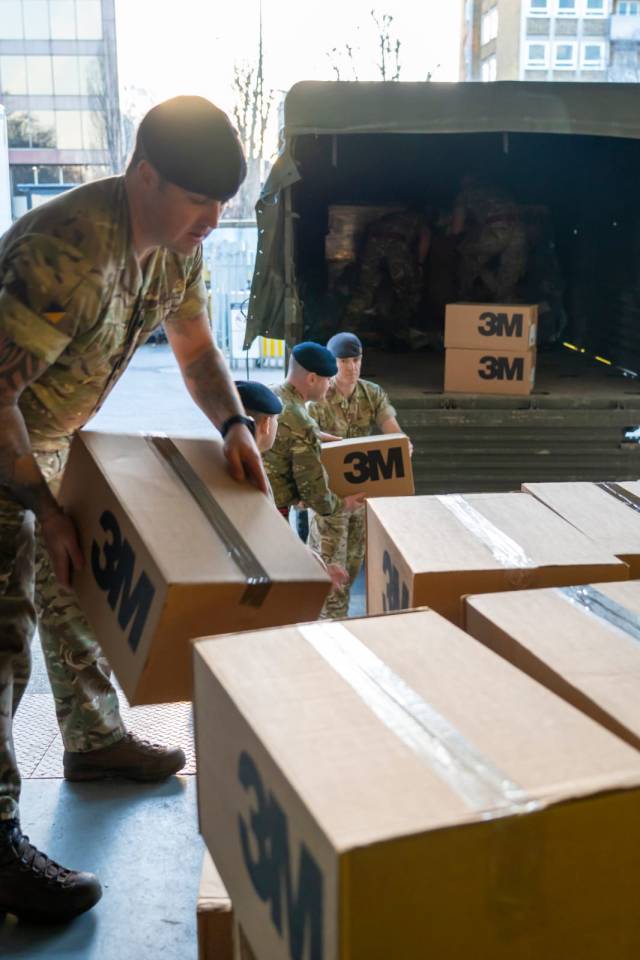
[
  {"x1": 235, "y1": 380, "x2": 282, "y2": 416},
  {"x1": 292, "y1": 341, "x2": 337, "y2": 377},
  {"x1": 137, "y1": 96, "x2": 246, "y2": 202},
  {"x1": 326, "y1": 332, "x2": 363, "y2": 358}
]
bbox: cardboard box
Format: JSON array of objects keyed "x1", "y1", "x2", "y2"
[
  {"x1": 58, "y1": 431, "x2": 330, "y2": 705},
  {"x1": 444, "y1": 303, "x2": 538, "y2": 351},
  {"x1": 444, "y1": 347, "x2": 536, "y2": 395},
  {"x1": 194, "y1": 608, "x2": 640, "y2": 960},
  {"x1": 198, "y1": 850, "x2": 233, "y2": 960},
  {"x1": 320, "y1": 433, "x2": 414, "y2": 499},
  {"x1": 465, "y1": 580, "x2": 640, "y2": 753},
  {"x1": 366, "y1": 492, "x2": 629, "y2": 624},
  {"x1": 523, "y1": 480, "x2": 640, "y2": 576}
]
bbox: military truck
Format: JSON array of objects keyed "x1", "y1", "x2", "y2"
[{"x1": 246, "y1": 81, "x2": 640, "y2": 493}]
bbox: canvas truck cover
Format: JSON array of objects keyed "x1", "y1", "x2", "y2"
[{"x1": 245, "y1": 80, "x2": 640, "y2": 347}]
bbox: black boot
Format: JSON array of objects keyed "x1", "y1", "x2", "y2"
[{"x1": 0, "y1": 819, "x2": 102, "y2": 923}]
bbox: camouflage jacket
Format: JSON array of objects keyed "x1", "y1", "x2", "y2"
[
  {"x1": 0, "y1": 176, "x2": 206, "y2": 452},
  {"x1": 264, "y1": 382, "x2": 340, "y2": 515},
  {"x1": 308, "y1": 379, "x2": 396, "y2": 439}
]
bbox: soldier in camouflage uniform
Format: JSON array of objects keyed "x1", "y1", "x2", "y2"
[
  {"x1": 308, "y1": 332, "x2": 409, "y2": 620},
  {"x1": 453, "y1": 175, "x2": 527, "y2": 303},
  {"x1": 264, "y1": 342, "x2": 364, "y2": 525},
  {"x1": 0, "y1": 96, "x2": 267, "y2": 923},
  {"x1": 342, "y1": 209, "x2": 431, "y2": 345}
]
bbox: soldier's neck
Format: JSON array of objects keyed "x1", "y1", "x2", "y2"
[{"x1": 335, "y1": 377, "x2": 357, "y2": 399}]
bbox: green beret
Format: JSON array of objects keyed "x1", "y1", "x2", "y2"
[
  {"x1": 292, "y1": 342, "x2": 337, "y2": 377},
  {"x1": 326, "y1": 332, "x2": 363, "y2": 358},
  {"x1": 235, "y1": 380, "x2": 282, "y2": 415},
  {"x1": 136, "y1": 96, "x2": 246, "y2": 201}
]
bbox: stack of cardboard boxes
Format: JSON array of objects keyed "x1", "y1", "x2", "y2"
[{"x1": 444, "y1": 303, "x2": 538, "y2": 396}]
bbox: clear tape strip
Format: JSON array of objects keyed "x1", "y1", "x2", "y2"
[
  {"x1": 597, "y1": 481, "x2": 640, "y2": 516},
  {"x1": 146, "y1": 435, "x2": 271, "y2": 608},
  {"x1": 557, "y1": 585, "x2": 640, "y2": 645},
  {"x1": 298, "y1": 621, "x2": 536, "y2": 816},
  {"x1": 437, "y1": 494, "x2": 535, "y2": 569}
]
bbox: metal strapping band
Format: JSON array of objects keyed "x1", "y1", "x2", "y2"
[
  {"x1": 558, "y1": 585, "x2": 640, "y2": 645},
  {"x1": 146, "y1": 435, "x2": 271, "y2": 607},
  {"x1": 437, "y1": 495, "x2": 535, "y2": 569},
  {"x1": 597, "y1": 481, "x2": 640, "y2": 516},
  {"x1": 298, "y1": 621, "x2": 537, "y2": 816}
]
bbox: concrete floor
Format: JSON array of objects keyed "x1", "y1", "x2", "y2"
[{"x1": 2, "y1": 345, "x2": 364, "y2": 957}]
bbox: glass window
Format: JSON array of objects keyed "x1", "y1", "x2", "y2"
[
  {"x1": 56, "y1": 110, "x2": 84, "y2": 149},
  {"x1": 78, "y1": 56, "x2": 102, "y2": 95},
  {"x1": 557, "y1": 0, "x2": 577, "y2": 14},
  {"x1": 0, "y1": 1, "x2": 24, "y2": 38},
  {"x1": 53, "y1": 56, "x2": 80, "y2": 95},
  {"x1": 529, "y1": 0, "x2": 549, "y2": 13},
  {"x1": 30, "y1": 111, "x2": 56, "y2": 147},
  {"x1": 555, "y1": 42, "x2": 577, "y2": 66},
  {"x1": 26, "y1": 56, "x2": 54, "y2": 95},
  {"x1": 481, "y1": 7, "x2": 499, "y2": 45},
  {"x1": 582, "y1": 41, "x2": 606, "y2": 66},
  {"x1": 481, "y1": 55, "x2": 497, "y2": 81},
  {"x1": 618, "y1": 1, "x2": 640, "y2": 13},
  {"x1": 0, "y1": 56, "x2": 28, "y2": 95},
  {"x1": 7, "y1": 112, "x2": 31, "y2": 148},
  {"x1": 527, "y1": 42, "x2": 548, "y2": 66},
  {"x1": 76, "y1": 1, "x2": 102, "y2": 39},
  {"x1": 23, "y1": 1, "x2": 50, "y2": 39},
  {"x1": 82, "y1": 110, "x2": 105, "y2": 150},
  {"x1": 585, "y1": 0, "x2": 606, "y2": 13},
  {"x1": 50, "y1": 0, "x2": 76, "y2": 38}
]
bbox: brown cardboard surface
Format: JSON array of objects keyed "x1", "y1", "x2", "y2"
[
  {"x1": 194, "y1": 609, "x2": 640, "y2": 959},
  {"x1": 444, "y1": 303, "x2": 538, "y2": 351},
  {"x1": 320, "y1": 433, "x2": 414, "y2": 498},
  {"x1": 465, "y1": 579, "x2": 640, "y2": 752},
  {"x1": 198, "y1": 850, "x2": 233, "y2": 960},
  {"x1": 59, "y1": 431, "x2": 330, "y2": 704},
  {"x1": 523, "y1": 481, "x2": 640, "y2": 576},
  {"x1": 366, "y1": 492, "x2": 629, "y2": 623},
  {"x1": 444, "y1": 347, "x2": 536, "y2": 395}
]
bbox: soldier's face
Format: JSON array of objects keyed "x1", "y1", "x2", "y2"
[
  {"x1": 307, "y1": 374, "x2": 332, "y2": 402},
  {"x1": 256, "y1": 414, "x2": 278, "y2": 453},
  {"x1": 336, "y1": 356, "x2": 362, "y2": 384},
  {"x1": 143, "y1": 166, "x2": 223, "y2": 253}
]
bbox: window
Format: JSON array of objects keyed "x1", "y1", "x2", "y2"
[
  {"x1": 78, "y1": 56, "x2": 101, "y2": 95},
  {"x1": 582, "y1": 41, "x2": 606, "y2": 67},
  {"x1": 527, "y1": 42, "x2": 549, "y2": 66},
  {"x1": 585, "y1": 0, "x2": 606, "y2": 14},
  {"x1": 76, "y1": 1, "x2": 103, "y2": 39},
  {"x1": 53, "y1": 56, "x2": 80, "y2": 95},
  {"x1": 8, "y1": 112, "x2": 31, "y2": 148},
  {"x1": 529, "y1": 0, "x2": 549, "y2": 13},
  {"x1": 30, "y1": 110, "x2": 56, "y2": 147},
  {"x1": 555, "y1": 41, "x2": 577, "y2": 67},
  {"x1": 50, "y1": 0, "x2": 76, "y2": 38},
  {"x1": 56, "y1": 110, "x2": 84, "y2": 149},
  {"x1": 557, "y1": 0, "x2": 577, "y2": 15},
  {"x1": 481, "y1": 55, "x2": 497, "y2": 81},
  {"x1": 26, "y1": 56, "x2": 54, "y2": 95},
  {"x1": 23, "y1": 0, "x2": 50, "y2": 38},
  {"x1": 0, "y1": 1, "x2": 24, "y2": 38},
  {"x1": 0, "y1": 56, "x2": 27, "y2": 95},
  {"x1": 618, "y1": 1, "x2": 640, "y2": 13},
  {"x1": 82, "y1": 110, "x2": 104, "y2": 150},
  {"x1": 481, "y1": 7, "x2": 499, "y2": 45}
]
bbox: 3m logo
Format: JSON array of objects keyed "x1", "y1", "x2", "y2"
[
  {"x1": 478, "y1": 311, "x2": 524, "y2": 338},
  {"x1": 382, "y1": 549, "x2": 410, "y2": 612},
  {"x1": 343, "y1": 447, "x2": 405, "y2": 485},
  {"x1": 238, "y1": 751, "x2": 324, "y2": 960},
  {"x1": 91, "y1": 510, "x2": 156, "y2": 653},
  {"x1": 478, "y1": 355, "x2": 524, "y2": 382}
]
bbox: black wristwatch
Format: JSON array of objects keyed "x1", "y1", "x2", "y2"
[{"x1": 220, "y1": 414, "x2": 256, "y2": 438}]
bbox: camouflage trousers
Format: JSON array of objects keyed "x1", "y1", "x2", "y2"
[
  {"x1": 308, "y1": 506, "x2": 365, "y2": 620},
  {"x1": 0, "y1": 452, "x2": 124, "y2": 820},
  {"x1": 344, "y1": 237, "x2": 423, "y2": 334},
  {"x1": 458, "y1": 224, "x2": 527, "y2": 302}
]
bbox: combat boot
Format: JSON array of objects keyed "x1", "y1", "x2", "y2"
[
  {"x1": 0, "y1": 819, "x2": 102, "y2": 923},
  {"x1": 64, "y1": 731, "x2": 186, "y2": 782}
]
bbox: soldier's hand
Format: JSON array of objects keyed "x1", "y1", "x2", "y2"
[
  {"x1": 223, "y1": 423, "x2": 269, "y2": 494},
  {"x1": 343, "y1": 494, "x2": 367, "y2": 513},
  {"x1": 327, "y1": 563, "x2": 350, "y2": 590},
  {"x1": 39, "y1": 507, "x2": 84, "y2": 589},
  {"x1": 319, "y1": 432, "x2": 340, "y2": 443}
]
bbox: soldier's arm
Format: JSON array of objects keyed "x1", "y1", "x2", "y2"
[{"x1": 290, "y1": 429, "x2": 340, "y2": 517}]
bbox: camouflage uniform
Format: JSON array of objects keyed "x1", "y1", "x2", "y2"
[
  {"x1": 0, "y1": 176, "x2": 207, "y2": 820},
  {"x1": 343, "y1": 211, "x2": 427, "y2": 342},
  {"x1": 263, "y1": 382, "x2": 340, "y2": 516},
  {"x1": 308, "y1": 380, "x2": 396, "y2": 619},
  {"x1": 456, "y1": 182, "x2": 527, "y2": 303}
]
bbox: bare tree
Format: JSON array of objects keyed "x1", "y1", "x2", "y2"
[
  {"x1": 371, "y1": 10, "x2": 401, "y2": 81},
  {"x1": 88, "y1": 56, "x2": 124, "y2": 174}
]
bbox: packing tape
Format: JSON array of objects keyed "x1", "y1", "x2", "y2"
[
  {"x1": 437, "y1": 494, "x2": 535, "y2": 569},
  {"x1": 596, "y1": 481, "x2": 640, "y2": 516},
  {"x1": 298, "y1": 621, "x2": 538, "y2": 816},
  {"x1": 146, "y1": 435, "x2": 271, "y2": 607},
  {"x1": 557, "y1": 585, "x2": 640, "y2": 644}
]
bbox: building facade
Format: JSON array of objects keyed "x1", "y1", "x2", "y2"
[
  {"x1": 461, "y1": 0, "x2": 640, "y2": 83},
  {"x1": 0, "y1": 0, "x2": 120, "y2": 218}
]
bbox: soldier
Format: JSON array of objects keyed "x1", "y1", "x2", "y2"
[
  {"x1": 264, "y1": 342, "x2": 364, "y2": 524},
  {"x1": 342, "y1": 208, "x2": 431, "y2": 346},
  {"x1": 308, "y1": 332, "x2": 409, "y2": 619},
  {"x1": 452, "y1": 174, "x2": 527, "y2": 303},
  {"x1": 0, "y1": 96, "x2": 267, "y2": 922}
]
